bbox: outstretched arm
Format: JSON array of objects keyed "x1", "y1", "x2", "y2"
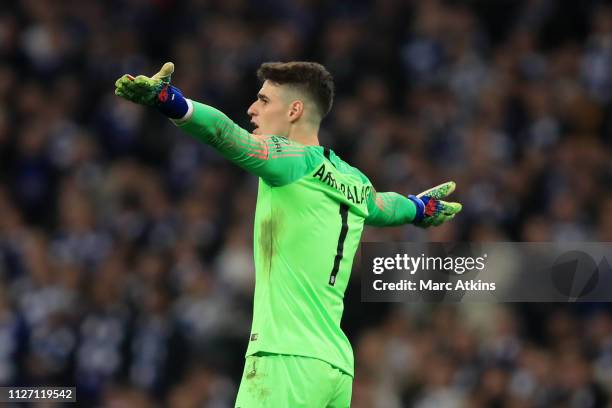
[
  {"x1": 176, "y1": 100, "x2": 311, "y2": 186},
  {"x1": 365, "y1": 182, "x2": 462, "y2": 228},
  {"x1": 114, "y1": 62, "x2": 311, "y2": 186},
  {"x1": 366, "y1": 191, "x2": 418, "y2": 226}
]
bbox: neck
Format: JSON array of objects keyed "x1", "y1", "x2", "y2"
[{"x1": 287, "y1": 122, "x2": 320, "y2": 146}]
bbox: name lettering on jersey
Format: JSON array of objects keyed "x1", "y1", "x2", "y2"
[{"x1": 313, "y1": 164, "x2": 371, "y2": 204}]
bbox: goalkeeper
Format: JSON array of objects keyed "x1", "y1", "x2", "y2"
[{"x1": 115, "y1": 61, "x2": 461, "y2": 407}]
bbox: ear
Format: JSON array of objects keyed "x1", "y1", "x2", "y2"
[{"x1": 288, "y1": 100, "x2": 304, "y2": 123}]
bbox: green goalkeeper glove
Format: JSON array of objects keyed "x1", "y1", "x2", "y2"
[
  {"x1": 408, "y1": 181, "x2": 462, "y2": 228},
  {"x1": 115, "y1": 62, "x2": 189, "y2": 119}
]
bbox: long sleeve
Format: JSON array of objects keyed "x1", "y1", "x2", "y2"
[
  {"x1": 365, "y1": 190, "x2": 417, "y2": 226},
  {"x1": 175, "y1": 100, "x2": 313, "y2": 186}
]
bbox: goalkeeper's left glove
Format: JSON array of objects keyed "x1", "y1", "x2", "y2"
[
  {"x1": 114, "y1": 62, "x2": 189, "y2": 119},
  {"x1": 408, "y1": 181, "x2": 462, "y2": 228}
]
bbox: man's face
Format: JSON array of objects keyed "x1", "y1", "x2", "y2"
[{"x1": 247, "y1": 80, "x2": 292, "y2": 136}]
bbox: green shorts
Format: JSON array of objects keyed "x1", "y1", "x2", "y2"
[{"x1": 235, "y1": 353, "x2": 352, "y2": 408}]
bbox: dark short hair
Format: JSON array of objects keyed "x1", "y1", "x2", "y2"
[{"x1": 257, "y1": 61, "x2": 335, "y2": 118}]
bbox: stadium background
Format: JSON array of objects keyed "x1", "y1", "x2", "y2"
[{"x1": 1, "y1": 0, "x2": 612, "y2": 406}]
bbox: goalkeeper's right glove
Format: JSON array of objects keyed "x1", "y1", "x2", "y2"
[
  {"x1": 114, "y1": 62, "x2": 190, "y2": 119},
  {"x1": 408, "y1": 181, "x2": 462, "y2": 228}
]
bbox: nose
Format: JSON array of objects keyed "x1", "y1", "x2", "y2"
[{"x1": 247, "y1": 101, "x2": 257, "y2": 117}]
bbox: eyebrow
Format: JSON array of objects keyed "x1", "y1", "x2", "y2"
[{"x1": 257, "y1": 93, "x2": 269, "y2": 102}]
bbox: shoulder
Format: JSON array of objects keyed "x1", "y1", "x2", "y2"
[
  {"x1": 329, "y1": 151, "x2": 371, "y2": 185},
  {"x1": 261, "y1": 136, "x2": 321, "y2": 154},
  {"x1": 258, "y1": 136, "x2": 323, "y2": 163}
]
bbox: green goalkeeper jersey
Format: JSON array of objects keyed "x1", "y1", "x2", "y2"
[{"x1": 177, "y1": 101, "x2": 417, "y2": 376}]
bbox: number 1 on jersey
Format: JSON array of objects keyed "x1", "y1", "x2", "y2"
[{"x1": 329, "y1": 204, "x2": 349, "y2": 286}]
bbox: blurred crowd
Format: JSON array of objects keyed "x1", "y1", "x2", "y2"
[{"x1": 1, "y1": 0, "x2": 612, "y2": 406}]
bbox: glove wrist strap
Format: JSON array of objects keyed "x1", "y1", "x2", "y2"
[
  {"x1": 156, "y1": 84, "x2": 189, "y2": 119},
  {"x1": 408, "y1": 195, "x2": 425, "y2": 223}
]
